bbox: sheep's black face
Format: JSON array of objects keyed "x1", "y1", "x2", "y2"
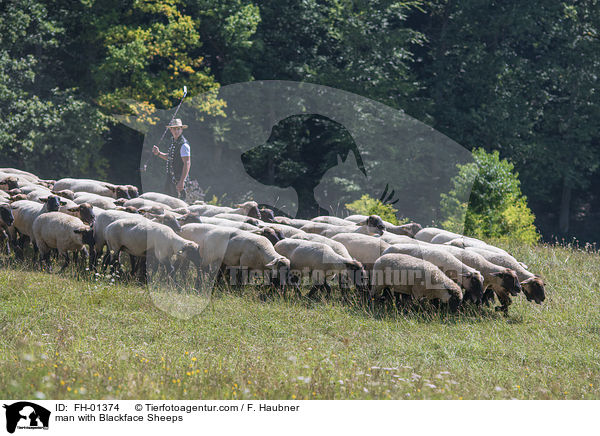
[
  {"x1": 1, "y1": 177, "x2": 19, "y2": 190},
  {"x1": 0, "y1": 204, "x2": 14, "y2": 227},
  {"x1": 81, "y1": 228, "x2": 95, "y2": 246},
  {"x1": 367, "y1": 215, "x2": 386, "y2": 235},
  {"x1": 79, "y1": 204, "x2": 95, "y2": 226},
  {"x1": 523, "y1": 277, "x2": 545, "y2": 304},
  {"x1": 182, "y1": 244, "x2": 201, "y2": 267},
  {"x1": 448, "y1": 292, "x2": 462, "y2": 313},
  {"x1": 74, "y1": 227, "x2": 95, "y2": 246},
  {"x1": 404, "y1": 222, "x2": 422, "y2": 237},
  {"x1": 45, "y1": 196, "x2": 61, "y2": 212},
  {"x1": 247, "y1": 205, "x2": 261, "y2": 220},
  {"x1": 259, "y1": 208, "x2": 275, "y2": 223},
  {"x1": 499, "y1": 270, "x2": 521, "y2": 296},
  {"x1": 163, "y1": 216, "x2": 182, "y2": 233},
  {"x1": 260, "y1": 228, "x2": 281, "y2": 245},
  {"x1": 245, "y1": 217, "x2": 260, "y2": 226},
  {"x1": 127, "y1": 186, "x2": 139, "y2": 198},
  {"x1": 468, "y1": 274, "x2": 484, "y2": 303},
  {"x1": 115, "y1": 187, "x2": 131, "y2": 200},
  {"x1": 178, "y1": 213, "x2": 201, "y2": 224}
]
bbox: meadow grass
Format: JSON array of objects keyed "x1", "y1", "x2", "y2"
[{"x1": 0, "y1": 240, "x2": 599, "y2": 400}]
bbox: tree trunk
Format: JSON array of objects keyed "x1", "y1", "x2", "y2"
[{"x1": 559, "y1": 178, "x2": 571, "y2": 235}]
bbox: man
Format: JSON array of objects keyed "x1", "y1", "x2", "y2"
[{"x1": 152, "y1": 118, "x2": 191, "y2": 200}]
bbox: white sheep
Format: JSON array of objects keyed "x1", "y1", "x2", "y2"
[
  {"x1": 382, "y1": 243, "x2": 484, "y2": 304},
  {"x1": 289, "y1": 232, "x2": 352, "y2": 259},
  {"x1": 187, "y1": 201, "x2": 261, "y2": 219},
  {"x1": 414, "y1": 227, "x2": 461, "y2": 243},
  {"x1": 444, "y1": 237, "x2": 510, "y2": 256},
  {"x1": 331, "y1": 233, "x2": 390, "y2": 270},
  {"x1": 32, "y1": 212, "x2": 95, "y2": 271},
  {"x1": 273, "y1": 217, "x2": 312, "y2": 229},
  {"x1": 345, "y1": 214, "x2": 422, "y2": 237},
  {"x1": 123, "y1": 197, "x2": 170, "y2": 213},
  {"x1": 301, "y1": 215, "x2": 386, "y2": 238},
  {"x1": 139, "y1": 192, "x2": 188, "y2": 209},
  {"x1": 465, "y1": 247, "x2": 546, "y2": 305},
  {"x1": 73, "y1": 192, "x2": 119, "y2": 210},
  {"x1": 104, "y1": 218, "x2": 200, "y2": 277},
  {"x1": 274, "y1": 239, "x2": 366, "y2": 297},
  {"x1": 371, "y1": 253, "x2": 463, "y2": 312},
  {"x1": 53, "y1": 178, "x2": 132, "y2": 199},
  {"x1": 433, "y1": 244, "x2": 523, "y2": 314},
  {"x1": 180, "y1": 223, "x2": 289, "y2": 286},
  {"x1": 311, "y1": 216, "x2": 355, "y2": 226}
]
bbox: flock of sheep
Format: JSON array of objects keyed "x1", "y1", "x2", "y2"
[{"x1": 0, "y1": 167, "x2": 546, "y2": 315}]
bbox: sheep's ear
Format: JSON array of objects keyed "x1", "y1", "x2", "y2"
[
  {"x1": 105, "y1": 184, "x2": 116, "y2": 192},
  {"x1": 114, "y1": 198, "x2": 127, "y2": 205},
  {"x1": 233, "y1": 203, "x2": 242, "y2": 208},
  {"x1": 355, "y1": 220, "x2": 367, "y2": 226},
  {"x1": 39, "y1": 196, "x2": 48, "y2": 203},
  {"x1": 265, "y1": 258, "x2": 279, "y2": 267},
  {"x1": 73, "y1": 227, "x2": 89, "y2": 234},
  {"x1": 59, "y1": 200, "x2": 67, "y2": 205},
  {"x1": 67, "y1": 206, "x2": 79, "y2": 212}
]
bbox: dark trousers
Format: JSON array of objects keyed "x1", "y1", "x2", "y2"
[{"x1": 164, "y1": 178, "x2": 186, "y2": 201}]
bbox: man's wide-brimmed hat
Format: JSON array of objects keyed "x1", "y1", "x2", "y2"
[{"x1": 166, "y1": 118, "x2": 188, "y2": 129}]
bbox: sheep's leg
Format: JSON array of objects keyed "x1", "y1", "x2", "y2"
[
  {"x1": 59, "y1": 252, "x2": 70, "y2": 273},
  {"x1": 494, "y1": 293, "x2": 512, "y2": 317},
  {"x1": 482, "y1": 288, "x2": 495, "y2": 306},
  {"x1": 129, "y1": 254, "x2": 138, "y2": 277}
]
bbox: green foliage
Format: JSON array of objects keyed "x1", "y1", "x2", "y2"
[
  {"x1": 441, "y1": 149, "x2": 539, "y2": 243},
  {"x1": 0, "y1": 0, "x2": 109, "y2": 178},
  {"x1": 346, "y1": 194, "x2": 399, "y2": 224}
]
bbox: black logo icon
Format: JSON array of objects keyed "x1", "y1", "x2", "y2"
[{"x1": 3, "y1": 402, "x2": 50, "y2": 433}]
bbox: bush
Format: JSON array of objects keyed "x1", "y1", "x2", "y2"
[
  {"x1": 345, "y1": 194, "x2": 400, "y2": 224},
  {"x1": 440, "y1": 148, "x2": 540, "y2": 243}
]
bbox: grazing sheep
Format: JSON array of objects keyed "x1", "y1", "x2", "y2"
[
  {"x1": 414, "y1": 227, "x2": 461, "y2": 243},
  {"x1": 261, "y1": 223, "x2": 306, "y2": 238},
  {"x1": 73, "y1": 192, "x2": 120, "y2": 210},
  {"x1": 331, "y1": 233, "x2": 390, "y2": 270},
  {"x1": 382, "y1": 244, "x2": 484, "y2": 304},
  {"x1": 433, "y1": 244, "x2": 522, "y2": 314},
  {"x1": 53, "y1": 178, "x2": 131, "y2": 199},
  {"x1": 444, "y1": 237, "x2": 510, "y2": 256},
  {"x1": 274, "y1": 239, "x2": 366, "y2": 296},
  {"x1": 139, "y1": 192, "x2": 188, "y2": 209},
  {"x1": 123, "y1": 197, "x2": 170, "y2": 213},
  {"x1": 32, "y1": 212, "x2": 94, "y2": 271},
  {"x1": 214, "y1": 213, "x2": 261, "y2": 224},
  {"x1": 62, "y1": 203, "x2": 96, "y2": 226},
  {"x1": 289, "y1": 232, "x2": 352, "y2": 259},
  {"x1": 273, "y1": 217, "x2": 312, "y2": 228},
  {"x1": 180, "y1": 224, "x2": 289, "y2": 286},
  {"x1": 371, "y1": 253, "x2": 463, "y2": 312},
  {"x1": 187, "y1": 201, "x2": 261, "y2": 219},
  {"x1": 89, "y1": 209, "x2": 146, "y2": 269},
  {"x1": 259, "y1": 207, "x2": 276, "y2": 223},
  {"x1": 0, "y1": 203, "x2": 15, "y2": 253},
  {"x1": 465, "y1": 247, "x2": 546, "y2": 305},
  {"x1": 178, "y1": 215, "x2": 260, "y2": 232},
  {"x1": 104, "y1": 218, "x2": 201, "y2": 276},
  {"x1": 8, "y1": 197, "x2": 63, "y2": 245},
  {"x1": 0, "y1": 168, "x2": 40, "y2": 182},
  {"x1": 0, "y1": 175, "x2": 20, "y2": 191},
  {"x1": 345, "y1": 214, "x2": 422, "y2": 237},
  {"x1": 311, "y1": 216, "x2": 355, "y2": 226},
  {"x1": 380, "y1": 232, "x2": 418, "y2": 245},
  {"x1": 301, "y1": 215, "x2": 386, "y2": 238}
]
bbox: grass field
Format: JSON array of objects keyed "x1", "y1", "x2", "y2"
[{"x1": 1, "y1": 240, "x2": 599, "y2": 400}]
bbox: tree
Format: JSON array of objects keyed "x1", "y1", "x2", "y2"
[
  {"x1": 441, "y1": 148, "x2": 539, "y2": 243},
  {"x1": 0, "y1": 0, "x2": 108, "y2": 178}
]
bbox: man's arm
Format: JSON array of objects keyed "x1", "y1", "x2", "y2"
[
  {"x1": 152, "y1": 145, "x2": 168, "y2": 160},
  {"x1": 177, "y1": 156, "x2": 191, "y2": 192}
]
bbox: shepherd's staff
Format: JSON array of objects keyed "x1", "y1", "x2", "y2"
[{"x1": 141, "y1": 85, "x2": 188, "y2": 172}]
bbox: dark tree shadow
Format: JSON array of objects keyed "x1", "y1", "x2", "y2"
[{"x1": 241, "y1": 114, "x2": 366, "y2": 218}]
